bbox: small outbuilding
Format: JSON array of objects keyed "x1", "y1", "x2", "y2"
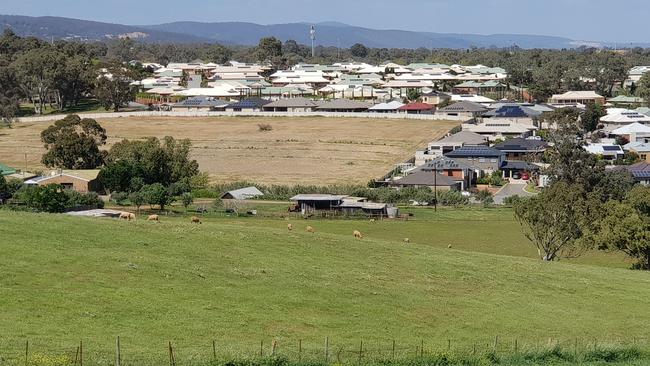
[{"x1": 220, "y1": 187, "x2": 264, "y2": 200}]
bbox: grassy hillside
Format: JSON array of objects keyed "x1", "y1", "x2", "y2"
[{"x1": 1, "y1": 210, "x2": 649, "y2": 365}]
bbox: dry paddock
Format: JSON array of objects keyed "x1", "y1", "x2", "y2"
[{"x1": 0, "y1": 116, "x2": 459, "y2": 185}]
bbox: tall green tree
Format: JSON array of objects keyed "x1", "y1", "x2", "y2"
[
  {"x1": 14, "y1": 47, "x2": 61, "y2": 114},
  {"x1": 40, "y1": 114, "x2": 107, "y2": 169},
  {"x1": 597, "y1": 186, "x2": 650, "y2": 270},
  {"x1": 94, "y1": 64, "x2": 136, "y2": 112},
  {"x1": 350, "y1": 43, "x2": 369, "y2": 58}
]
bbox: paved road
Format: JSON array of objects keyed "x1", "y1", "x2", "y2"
[{"x1": 494, "y1": 183, "x2": 536, "y2": 205}]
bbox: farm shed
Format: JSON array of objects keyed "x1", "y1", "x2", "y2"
[
  {"x1": 24, "y1": 170, "x2": 101, "y2": 193},
  {"x1": 221, "y1": 187, "x2": 264, "y2": 200},
  {"x1": 289, "y1": 194, "x2": 348, "y2": 214}
]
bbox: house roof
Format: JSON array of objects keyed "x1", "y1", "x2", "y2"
[
  {"x1": 438, "y1": 101, "x2": 488, "y2": 113},
  {"x1": 627, "y1": 162, "x2": 650, "y2": 178},
  {"x1": 501, "y1": 161, "x2": 540, "y2": 171},
  {"x1": 584, "y1": 143, "x2": 624, "y2": 155},
  {"x1": 316, "y1": 99, "x2": 371, "y2": 110},
  {"x1": 263, "y1": 97, "x2": 319, "y2": 108},
  {"x1": 226, "y1": 98, "x2": 271, "y2": 109},
  {"x1": 624, "y1": 141, "x2": 650, "y2": 153},
  {"x1": 611, "y1": 122, "x2": 650, "y2": 135},
  {"x1": 368, "y1": 101, "x2": 405, "y2": 111},
  {"x1": 221, "y1": 187, "x2": 264, "y2": 200},
  {"x1": 398, "y1": 102, "x2": 434, "y2": 111},
  {"x1": 493, "y1": 138, "x2": 548, "y2": 152},
  {"x1": 445, "y1": 146, "x2": 505, "y2": 158},
  {"x1": 608, "y1": 95, "x2": 644, "y2": 104},
  {"x1": 0, "y1": 163, "x2": 16, "y2": 176},
  {"x1": 173, "y1": 96, "x2": 229, "y2": 108},
  {"x1": 601, "y1": 109, "x2": 650, "y2": 124},
  {"x1": 483, "y1": 104, "x2": 542, "y2": 118},
  {"x1": 290, "y1": 194, "x2": 348, "y2": 201},
  {"x1": 434, "y1": 131, "x2": 487, "y2": 145},
  {"x1": 418, "y1": 156, "x2": 473, "y2": 171},
  {"x1": 551, "y1": 91, "x2": 603, "y2": 100},
  {"x1": 25, "y1": 170, "x2": 100, "y2": 184},
  {"x1": 391, "y1": 171, "x2": 458, "y2": 187}
]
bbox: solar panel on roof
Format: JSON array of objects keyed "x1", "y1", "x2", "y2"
[{"x1": 602, "y1": 146, "x2": 622, "y2": 151}]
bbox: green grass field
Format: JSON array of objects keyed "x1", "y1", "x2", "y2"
[{"x1": 1, "y1": 208, "x2": 649, "y2": 365}]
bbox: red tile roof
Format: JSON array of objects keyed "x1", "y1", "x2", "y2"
[{"x1": 398, "y1": 102, "x2": 434, "y2": 111}]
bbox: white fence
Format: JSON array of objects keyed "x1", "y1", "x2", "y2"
[{"x1": 17, "y1": 111, "x2": 470, "y2": 123}]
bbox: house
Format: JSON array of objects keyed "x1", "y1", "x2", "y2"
[
  {"x1": 368, "y1": 101, "x2": 405, "y2": 113},
  {"x1": 262, "y1": 97, "x2": 319, "y2": 112},
  {"x1": 0, "y1": 163, "x2": 16, "y2": 176},
  {"x1": 417, "y1": 156, "x2": 476, "y2": 190},
  {"x1": 461, "y1": 120, "x2": 537, "y2": 141},
  {"x1": 415, "y1": 131, "x2": 488, "y2": 165},
  {"x1": 389, "y1": 170, "x2": 461, "y2": 191},
  {"x1": 315, "y1": 99, "x2": 371, "y2": 112},
  {"x1": 220, "y1": 187, "x2": 264, "y2": 200},
  {"x1": 398, "y1": 102, "x2": 435, "y2": 114},
  {"x1": 436, "y1": 101, "x2": 488, "y2": 120},
  {"x1": 444, "y1": 146, "x2": 505, "y2": 175},
  {"x1": 225, "y1": 98, "x2": 271, "y2": 112},
  {"x1": 584, "y1": 143, "x2": 625, "y2": 161},
  {"x1": 451, "y1": 80, "x2": 507, "y2": 96},
  {"x1": 600, "y1": 109, "x2": 650, "y2": 131},
  {"x1": 171, "y1": 96, "x2": 229, "y2": 111},
  {"x1": 625, "y1": 162, "x2": 650, "y2": 185},
  {"x1": 548, "y1": 91, "x2": 605, "y2": 106},
  {"x1": 624, "y1": 142, "x2": 650, "y2": 162},
  {"x1": 608, "y1": 95, "x2": 645, "y2": 107},
  {"x1": 500, "y1": 161, "x2": 541, "y2": 179},
  {"x1": 610, "y1": 123, "x2": 650, "y2": 143},
  {"x1": 493, "y1": 138, "x2": 548, "y2": 161},
  {"x1": 24, "y1": 170, "x2": 101, "y2": 193},
  {"x1": 420, "y1": 91, "x2": 451, "y2": 106}
]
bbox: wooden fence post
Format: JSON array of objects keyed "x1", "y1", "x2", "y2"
[
  {"x1": 324, "y1": 337, "x2": 329, "y2": 362},
  {"x1": 260, "y1": 340, "x2": 263, "y2": 357},
  {"x1": 168, "y1": 341, "x2": 175, "y2": 366},
  {"x1": 271, "y1": 340, "x2": 277, "y2": 356},
  {"x1": 79, "y1": 340, "x2": 83, "y2": 366},
  {"x1": 494, "y1": 336, "x2": 499, "y2": 353},
  {"x1": 24, "y1": 340, "x2": 29, "y2": 366},
  {"x1": 420, "y1": 339, "x2": 424, "y2": 357},
  {"x1": 391, "y1": 340, "x2": 395, "y2": 359},
  {"x1": 514, "y1": 339, "x2": 518, "y2": 354},
  {"x1": 212, "y1": 340, "x2": 216, "y2": 360},
  {"x1": 358, "y1": 340, "x2": 363, "y2": 365},
  {"x1": 115, "y1": 336, "x2": 121, "y2": 366},
  {"x1": 298, "y1": 340, "x2": 302, "y2": 362}
]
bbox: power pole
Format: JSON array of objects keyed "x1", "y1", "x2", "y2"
[{"x1": 310, "y1": 25, "x2": 316, "y2": 58}]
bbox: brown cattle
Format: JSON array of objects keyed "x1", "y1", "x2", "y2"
[{"x1": 191, "y1": 216, "x2": 202, "y2": 224}]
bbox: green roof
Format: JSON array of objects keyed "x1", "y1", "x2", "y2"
[{"x1": 0, "y1": 163, "x2": 16, "y2": 176}]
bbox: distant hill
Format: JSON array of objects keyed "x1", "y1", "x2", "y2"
[
  {"x1": 0, "y1": 15, "x2": 210, "y2": 43},
  {"x1": 1, "y1": 14, "x2": 640, "y2": 49}
]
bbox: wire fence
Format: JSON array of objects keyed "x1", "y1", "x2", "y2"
[{"x1": 1, "y1": 336, "x2": 649, "y2": 366}]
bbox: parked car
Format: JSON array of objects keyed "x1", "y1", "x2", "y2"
[
  {"x1": 512, "y1": 172, "x2": 521, "y2": 180},
  {"x1": 521, "y1": 172, "x2": 530, "y2": 181}
]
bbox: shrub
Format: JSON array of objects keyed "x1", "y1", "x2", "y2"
[
  {"x1": 438, "y1": 190, "x2": 469, "y2": 206},
  {"x1": 110, "y1": 191, "x2": 129, "y2": 206},
  {"x1": 475, "y1": 189, "x2": 494, "y2": 207},
  {"x1": 258, "y1": 123, "x2": 273, "y2": 132}
]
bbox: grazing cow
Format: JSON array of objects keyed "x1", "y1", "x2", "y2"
[
  {"x1": 119, "y1": 212, "x2": 136, "y2": 221},
  {"x1": 306, "y1": 226, "x2": 314, "y2": 233},
  {"x1": 191, "y1": 216, "x2": 202, "y2": 224},
  {"x1": 404, "y1": 238, "x2": 410, "y2": 243},
  {"x1": 353, "y1": 230, "x2": 363, "y2": 239},
  {"x1": 287, "y1": 223, "x2": 293, "y2": 231},
  {"x1": 147, "y1": 214, "x2": 160, "y2": 222}
]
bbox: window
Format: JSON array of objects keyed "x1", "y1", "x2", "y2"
[
  {"x1": 61, "y1": 183, "x2": 74, "y2": 190},
  {"x1": 490, "y1": 158, "x2": 497, "y2": 163},
  {"x1": 479, "y1": 158, "x2": 486, "y2": 163}
]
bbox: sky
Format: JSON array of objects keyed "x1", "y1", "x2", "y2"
[{"x1": 1, "y1": 0, "x2": 648, "y2": 43}]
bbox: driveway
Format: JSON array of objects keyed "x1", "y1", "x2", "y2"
[{"x1": 493, "y1": 181, "x2": 536, "y2": 205}]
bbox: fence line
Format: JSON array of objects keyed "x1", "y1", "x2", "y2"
[
  {"x1": 2, "y1": 336, "x2": 649, "y2": 366},
  {"x1": 16, "y1": 111, "x2": 471, "y2": 123}
]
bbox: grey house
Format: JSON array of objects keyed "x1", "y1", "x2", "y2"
[{"x1": 444, "y1": 146, "x2": 505, "y2": 175}]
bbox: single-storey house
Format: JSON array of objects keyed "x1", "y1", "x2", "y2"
[
  {"x1": 625, "y1": 162, "x2": 650, "y2": 185},
  {"x1": 548, "y1": 91, "x2": 605, "y2": 106},
  {"x1": 398, "y1": 102, "x2": 435, "y2": 115},
  {"x1": 316, "y1": 99, "x2": 371, "y2": 112},
  {"x1": 368, "y1": 101, "x2": 405, "y2": 113},
  {"x1": 420, "y1": 91, "x2": 450, "y2": 106},
  {"x1": 437, "y1": 101, "x2": 488, "y2": 120},
  {"x1": 171, "y1": 96, "x2": 229, "y2": 111},
  {"x1": 24, "y1": 170, "x2": 101, "y2": 193},
  {"x1": 220, "y1": 187, "x2": 264, "y2": 200},
  {"x1": 225, "y1": 98, "x2": 271, "y2": 112},
  {"x1": 584, "y1": 143, "x2": 625, "y2": 161},
  {"x1": 262, "y1": 97, "x2": 319, "y2": 112}
]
